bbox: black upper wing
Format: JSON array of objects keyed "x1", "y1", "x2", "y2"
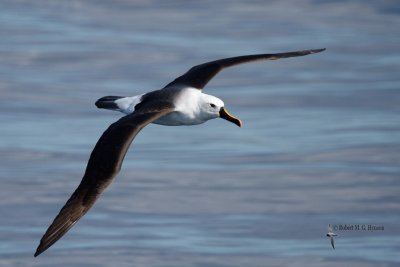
[
  {"x1": 164, "y1": 48, "x2": 325, "y2": 89},
  {"x1": 34, "y1": 101, "x2": 175, "y2": 257}
]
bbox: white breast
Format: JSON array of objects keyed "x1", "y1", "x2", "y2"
[{"x1": 153, "y1": 88, "x2": 205, "y2": 126}]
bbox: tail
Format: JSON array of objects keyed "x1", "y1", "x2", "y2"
[{"x1": 95, "y1": 96, "x2": 125, "y2": 111}]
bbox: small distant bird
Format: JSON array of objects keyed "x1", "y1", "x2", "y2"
[
  {"x1": 327, "y1": 225, "x2": 337, "y2": 249},
  {"x1": 34, "y1": 48, "x2": 325, "y2": 257}
]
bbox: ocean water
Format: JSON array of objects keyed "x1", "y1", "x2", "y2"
[{"x1": 1, "y1": 0, "x2": 399, "y2": 266}]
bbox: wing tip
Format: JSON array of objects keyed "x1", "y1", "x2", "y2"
[
  {"x1": 310, "y1": 48, "x2": 326, "y2": 54},
  {"x1": 34, "y1": 238, "x2": 53, "y2": 257},
  {"x1": 34, "y1": 245, "x2": 43, "y2": 257}
]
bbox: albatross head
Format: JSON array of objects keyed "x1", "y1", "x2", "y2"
[{"x1": 200, "y1": 94, "x2": 242, "y2": 127}]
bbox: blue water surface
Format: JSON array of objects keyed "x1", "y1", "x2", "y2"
[{"x1": 1, "y1": 1, "x2": 399, "y2": 266}]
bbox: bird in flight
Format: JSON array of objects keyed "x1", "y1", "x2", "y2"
[
  {"x1": 34, "y1": 48, "x2": 325, "y2": 257},
  {"x1": 327, "y1": 225, "x2": 338, "y2": 249}
]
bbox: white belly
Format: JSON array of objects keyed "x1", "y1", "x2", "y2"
[{"x1": 153, "y1": 111, "x2": 207, "y2": 126}]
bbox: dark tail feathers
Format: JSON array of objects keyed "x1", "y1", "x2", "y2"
[{"x1": 95, "y1": 96, "x2": 124, "y2": 110}]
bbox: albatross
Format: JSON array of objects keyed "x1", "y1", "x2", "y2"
[{"x1": 34, "y1": 48, "x2": 325, "y2": 256}]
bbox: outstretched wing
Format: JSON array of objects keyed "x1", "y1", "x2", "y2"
[
  {"x1": 164, "y1": 48, "x2": 325, "y2": 89},
  {"x1": 34, "y1": 102, "x2": 175, "y2": 257},
  {"x1": 330, "y1": 237, "x2": 335, "y2": 250}
]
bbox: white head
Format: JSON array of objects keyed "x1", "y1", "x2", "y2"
[
  {"x1": 199, "y1": 93, "x2": 242, "y2": 127},
  {"x1": 199, "y1": 94, "x2": 224, "y2": 119}
]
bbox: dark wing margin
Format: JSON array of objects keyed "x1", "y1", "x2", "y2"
[
  {"x1": 34, "y1": 102, "x2": 175, "y2": 257},
  {"x1": 164, "y1": 48, "x2": 326, "y2": 89}
]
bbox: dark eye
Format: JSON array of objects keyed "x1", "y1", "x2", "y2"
[{"x1": 210, "y1": 103, "x2": 216, "y2": 108}]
